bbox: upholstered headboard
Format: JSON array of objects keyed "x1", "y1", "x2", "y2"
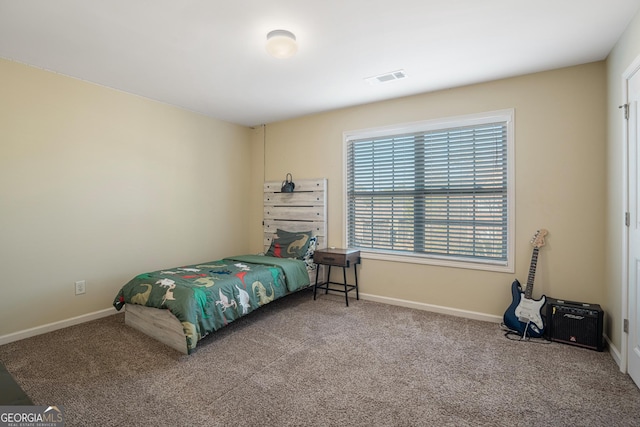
[{"x1": 263, "y1": 178, "x2": 327, "y2": 253}]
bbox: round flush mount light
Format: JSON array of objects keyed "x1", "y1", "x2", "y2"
[{"x1": 266, "y1": 29, "x2": 298, "y2": 59}]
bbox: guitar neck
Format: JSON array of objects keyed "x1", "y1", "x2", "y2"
[{"x1": 524, "y1": 247, "x2": 539, "y2": 299}]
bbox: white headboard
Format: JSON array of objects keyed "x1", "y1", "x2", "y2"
[{"x1": 263, "y1": 178, "x2": 327, "y2": 253}]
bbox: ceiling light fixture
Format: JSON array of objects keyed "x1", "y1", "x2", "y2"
[{"x1": 266, "y1": 29, "x2": 298, "y2": 59}]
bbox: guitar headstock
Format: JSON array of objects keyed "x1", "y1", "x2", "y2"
[{"x1": 530, "y1": 229, "x2": 548, "y2": 249}]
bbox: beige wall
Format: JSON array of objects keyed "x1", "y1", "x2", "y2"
[
  {"x1": 249, "y1": 125, "x2": 266, "y2": 250},
  {"x1": 0, "y1": 41, "x2": 617, "y2": 349},
  {"x1": 0, "y1": 59, "x2": 252, "y2": 336},
  {"x1": 260, "y1": 62, "x2": 607, "y2": 320},
  {"x1": 605, "y1": 10, "x2": 640, "y2": 354}
]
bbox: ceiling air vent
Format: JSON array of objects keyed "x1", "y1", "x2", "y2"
[{"x1": 365, "y1": 69, "x2": 407, "y2": 85}]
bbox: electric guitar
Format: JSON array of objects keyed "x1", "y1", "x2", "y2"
[{"x1": 503, "y1": 229, "x2": 548, "y2": 338}]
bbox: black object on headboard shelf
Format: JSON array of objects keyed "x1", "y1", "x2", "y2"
[{"x1": 281, "y1": 173, "x2": 295, "y2": 193}]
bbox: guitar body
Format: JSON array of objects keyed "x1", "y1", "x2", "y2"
[{"x1": 503, "y1": 279, "x2": 546, "y2": 338}]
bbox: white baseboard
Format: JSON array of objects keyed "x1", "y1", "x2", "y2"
[
  {"x1": 0, "y1": 307, "x2": 118, "y2": 346},
  {"x1": 358, "y1": 292, "x2": 503, "y2": 323},
  {"x1": 604, "y1": 334, "x2": 623, "y2": 370}
]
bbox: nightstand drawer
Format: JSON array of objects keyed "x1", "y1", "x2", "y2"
[{"x1": 313, "y1": 249, "x2": 360, "y2": 267}]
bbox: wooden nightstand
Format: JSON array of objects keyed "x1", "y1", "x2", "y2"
[{"x1": 313, "y1": 248, "x2": 360, "y2": 306}]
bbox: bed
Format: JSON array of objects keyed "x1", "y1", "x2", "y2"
[{"x1": 113, "y1": 178, "x2": 327, "y2": 354}]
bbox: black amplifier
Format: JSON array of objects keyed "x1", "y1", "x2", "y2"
[{"x1": 545, "y1": 298, "x2": 604, "y2": 351}]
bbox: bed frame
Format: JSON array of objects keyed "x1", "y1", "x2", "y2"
[{"x1": 124, "y1": 178, "x2": 327, "y2": 354}]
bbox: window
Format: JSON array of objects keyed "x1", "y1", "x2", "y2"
[{"x1": 345, "y1": 110, "x2": 514, "y2": 271}]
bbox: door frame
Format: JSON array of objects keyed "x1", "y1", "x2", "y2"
[{"x1": 622, "y1": 54, "x2": 640, "y2": 374}]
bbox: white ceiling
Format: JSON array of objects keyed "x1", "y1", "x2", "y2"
[{"x1": 1, "y1": 1, "x2": 639, "y2": 127}]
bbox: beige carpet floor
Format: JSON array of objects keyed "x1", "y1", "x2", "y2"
[{"x1": 0, "y1": 288, "x2": 639, "y2": 426}]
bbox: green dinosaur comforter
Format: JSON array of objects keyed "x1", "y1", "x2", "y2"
[{"x1": 113, "y1": 255, "x2": 310, "y2": 353}]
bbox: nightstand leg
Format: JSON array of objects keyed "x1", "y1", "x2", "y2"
[
  {"x1": 354, "y1": 264, "x2": 359, "y2": 300},
  {"x1": 325, "y1": 265, "x2": 331, "y2": 294},
  {"x1": 313, "y1": 264, "x2": 319, "y2": 300},
  {"x1": 343, "y1": 266, "x2": 349, "y2": 306}
]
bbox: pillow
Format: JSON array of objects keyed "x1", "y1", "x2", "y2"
[
  {"x1": 302, "y1": 236, "x2": 318, "y2": 270},
  {"x1": 266, "y1": 229, "x2": 313, "y2": 259}
]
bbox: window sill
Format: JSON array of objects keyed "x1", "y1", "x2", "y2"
[{"x1": 359, "y1": 250, "x2": 514, "y2": 273}]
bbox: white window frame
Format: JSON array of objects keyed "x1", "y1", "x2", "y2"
[{"x1": 343, "y1": 109, "x2": 515, "y2": 273}]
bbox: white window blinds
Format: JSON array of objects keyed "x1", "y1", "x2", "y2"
[{"x1": 346, "y1": 114, "x2": 511, "y2": 265}]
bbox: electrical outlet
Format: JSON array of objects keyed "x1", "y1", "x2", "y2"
[{"x1": 75, "y1": 280, "x2": 86, "y2": 295}]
